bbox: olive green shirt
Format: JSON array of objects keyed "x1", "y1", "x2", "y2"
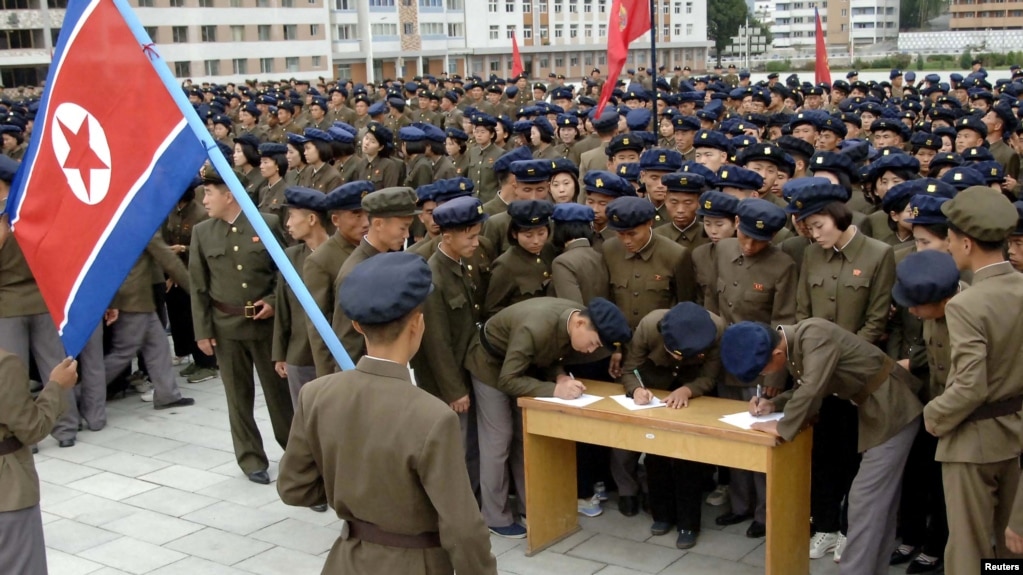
[
  {"x1": 603, "y1": 233, "x2": 696, "y2": 329},
  {"x1": 620, "y1": 309, "x2": 726, "y2": 398}
]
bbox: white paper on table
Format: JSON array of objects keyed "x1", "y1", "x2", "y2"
[
  {"x1": 718, "y1": 411, "x2": 785, "y2": 430},
  {"x1": 608, "y1": 394, "x2": 666, "y2": 411},
  {"x1": 534, "y1": 394, "x2": 605, "y2": 408}
]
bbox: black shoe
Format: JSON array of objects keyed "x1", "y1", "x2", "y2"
[
  {"x1": 58, "y1": 439, "x2": 76, "y2": 448},
  {"x1": 715, "y1": 512, "x2": 752, "y2": 526},
  {"x1": 746, "y1": 520, "x2": 766, "y2": 538},
  {"x1": 31, "y1": 445, "x2": 38, "y2": 454},
  {"x1": 650, "y1": 521, "x2": 673, "y2": 536},
  {"x1": 155, "y1": 397, "x2": 195, "y2": 410},
  {"x1": 906, "y1": 555, "x2": 940, "y2": 574},
  {"x1": 676, "y1": 529, "x2": 697, "y2": 549},
  {"x1": 618, "y1": 495, "x2": 639, "y2": 517},
  {"x1": 310, "y1": 504, "x2": 328, "y2": 513},
  {"x1": 247, "y1": 470, "x2": 271, "y2": 484},
  {"x1": 890, "y1": 546, "x2": 917, "y2": 565}
]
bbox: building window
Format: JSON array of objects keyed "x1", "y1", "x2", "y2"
[
  {"x1": 507, "y1": 25, "x2": 517, "y2": 38},
  {"x1": 230, "y1": 0, "x2": 240, "y2": 6},
  {"x1": 584, "y1": 53, "x2": 593, "y2": 65},
  {"x1": 662, "y1": 3, "x2": 668, "y2": 13},
  {"x1": 523, "y1": 1, "x2": 530, "y2": 11},
  {"x1": 569, "y1": 24, "x2": 578, "y2": 38},
  {"x1": 231, "y1": 25, "x2": 244, "y2": 41},
  {"x1": 233, "y1": 58, "x2": 247, "y2": 74},
  {"x1": 421, "y1": 22, "x2": 445, "y2": 35},
  {"x1": 260, "y1": 58, "x2": 274, "y2": 73},
  {"x1": 204, "y1": 60, "x2": 219, "y2": 75},
  {"x1": 286, "y1": 57, "x2": 299, "y2": 72},
  {"x1": 674, "y1": 23, "x2": 681, "y2": 35},
  {"x1": 598, "y1": 23, "x2": 606, "y2": 36},
  {"x1": 584, "y1": 24, "x2": 592, "y2": 37},
  {"x1": 489, "y1": 25, "x2": 499, "y2": 39},
  {"x1": 539, "y1": 57, "x2": 549, "y2": 68},
  {"x1": 258, "y1": 25, "x2": 271, "y2": 40},
  {"x1": 447, "y1": 23, "x2": 464, "y2": 36},
  {"x1": 201, "y1": 25, "x2": 216, "y2": 42},
  {"x1": 598, "y1": 0, "x2": 605, "y2": 12},
  {"x1": 420, "y1": 0, "x2": 442, "y2": 5},
  {"x1": 144, "y1": 26, "x2": 158, "y2": 41},
  {"x1": 540, "y1": 26, "x2": 548, "y2": 37},
  {"x1": 169, "y1": 0, "x2": 182, "y2": 7},
  {"x1": 446, "y1": 0, "x2": 462, "y2": 7},
  {"x1": 523, "y1": 28, "x2": 532, "y2": 38},
  {"x1": 313, "y1": 55, "x2": 322, "y2": 67},
  {"x1": 506, "y1": 0, "x2": 515, "y2": 11},
  {"x1": 256, "y1": 0, "x2": 268, "y2": 5},
  {"x1": 370, "y1": 23, "x2": 398, "y2": 36},
  {"x1": 539, "y1": 0, "x2": 547, "y2": 11},
  {"x1": 335, "y1": 0, "x2": 354, "y2": 8},
  {"x1": 674, "y1": 1, "x2": 681, "y2": 13},
  {"x1": 198, "y1": 0, "x2": 212, "y2": 6},
  {"x1": 137, "y1": 0, "x2": 153, "y2": 7},
  {"x1": 283, "y1": 25, "x2": 297, "y2": 40},
  {"x1": 368, "y1": 0, "x2": 395, "y2": 6},
  {"x1": 686, "y1": 0, "x2": 692, "y2": 13},
  {"x1": 403, "y1": 22, "x2": 414, "y2": 35},
  {"x1": 174, "y1": 61, "x2": 191, "y2": 76},
  {"x1": 662, "y1": 25, "x2": 669, "y2": 36},
  {"x1": 569, "y1": 0, "x2": 577, "y2": 12},
  {"x1": 172, "y1": 26, "x2": 188, "y2": 43},
  {"x1": 310, "y1": 24, "x2": 319, "y2": 36},
  {"x1": 490, "y1": 60, "x2": 500, "y2": 71},
  {"x1": 282, "y1": 0, "x2": 293, "y2": 5},
  {"x1": 584, "y1": 0, "x2": 591, "y2": 11},
  {"x1": 488, "y1": 0, "x2": 497, "y2": 11},
  {"x1": 686, "y1": 23, "x2": 693, "y2": 34},
  {"x1": 554, "y1": 56, "x2": 564, "y2": 67},
  {"x1": 336, "y1": 24, "x2": 357, "y2": 39},
  {"x1": 554, "y1": 0, "x2": 562, "y2": 12},
  {"x1": 554, "y1": 24, "x2": 563, "y2": 37}
]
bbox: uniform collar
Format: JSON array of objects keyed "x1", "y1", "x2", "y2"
[
  {"x1": 556, "y1": 307, "x2": 580, "y2": 356},
  {"x1": 626, "y1": 232, "x2": 657, "y2": 261},
  {"x1": 825, "y1": 227, "x2": 864, "y2": 263},
  {"x1": 972, "y1": 260, "x2": 1014, "y2": 283},
  {"x1": 564, "y1": 238, "x2": 591, "y2": 251},
  {"x1": 437, "y1": 244, "x2": 464, "y2": 276},
  {"x1": 356, "y1": 356, "x2": 413, "y2": 384},
  {"x1": 779, "y1": 324, "x2": 802, "y2": 378}
]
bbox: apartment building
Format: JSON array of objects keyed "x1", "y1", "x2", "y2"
[
  {"x1": 771, "y1": 0, "x2": 897, "y2": 52},
  {"x1": 949, "y1": 0, "x2": 1023, "y2": 31}
]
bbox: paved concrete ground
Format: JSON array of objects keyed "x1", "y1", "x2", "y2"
[{"x1": 37, "y1": 368, "x2": 931, "y2": 575}]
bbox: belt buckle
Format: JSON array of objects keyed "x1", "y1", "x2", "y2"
[{"x1": 244, "y1": 304, "x2": 257, "y2": 319}]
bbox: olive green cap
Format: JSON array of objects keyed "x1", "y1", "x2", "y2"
[
  {"x1": 361, "y1": 187, "x2": 421, "y2": 217},
  {"x1": 199, "y1": 162, "x2": 242, "y2": 186},
  {"x1": 940, "y1": 185, "x2": 1017, "y2": 242}
]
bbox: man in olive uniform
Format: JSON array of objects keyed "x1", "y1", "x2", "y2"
[
  {"x1": 235, "y1": 102, "x2": 269, "y2": 142},
  {"x1": 723, "y1": 64, "x2": 739, "y2": 88},
  {"x1": 306, "y1": 97, "x2": 333, "y2": 131},
  {"x1": 467, "y1": 114, "x2": 504, "y2": 204},
  {"x1": 654, "y1": 171, "x2": 709, "y2": 251},
  {"x1": 439, "y1": 92, "x2": 464, "y2": 131},
  {"x1": 922, "y1": 187, "x2": 1023, "y2": 573},
  {"x1": 578, "y1": 111, "x2": 621, "y2": 178},
  {"x1": 0, "y1": 353, "x2": 77, "y2": 573},
  {"x1": 331, "y1": 188, "x2": 419, "y2": 364},
  {"x1": 278, "y1": 252, "x2": 498, "y2": 575},
  {"x1": 327, "y1": 87, "x2": 356, "y2": 125},
  {"x1": 304, "y1": 181, "x2": 373, "y2": 377},
  {"x1": 401, "y1": 127, "x2": 434, "y2": 190},
  {"x1": 189, "y1": 163, "x2": 294, "y2": 484}
]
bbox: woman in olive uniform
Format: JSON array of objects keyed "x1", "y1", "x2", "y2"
[
  {"x1": 363, "y1": 122, "x2": 403, "y2": 190},
  {"x1": 233, "y1": 133, "x2": 265, "y2": 204},
  {"x1": 299, "y1": 129, "x2": 343, "y2": 193},
  {"x1": 865, "y1": 153, "x2": 920, "y2": 245},
  {"x1": 484, "y1": 201, "x2": 555, "y2": 317}
]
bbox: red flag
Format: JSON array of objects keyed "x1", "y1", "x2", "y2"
[
  {"x1": 814, "y1": 8, "x2": 831, "y2": 85},
  {"x1": 596, "y1": 0, "x2": 651, "y2": 116},
  {"x1": 511, "y1": 35, "x2": 524, "y2": 78}
]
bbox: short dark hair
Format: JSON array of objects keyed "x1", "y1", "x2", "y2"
[
  {"x1": 332, "y1": 141, "x2": 356, "y2": 159},
  {"x1": 237, "y1": 142, "x2": 260, "y2": 168},
  {"x1": 534, "y1": 128, "x2": 554, "y2": 145},
  {"x1": 356, "y1": 305, "x2": 422, "y2": 344},
  {"x1": 948, "y1": 222, "x2": 1006, "y2": 252},
  {"x1": 428, "y1": 141, "x2": 445, "y2": 156},
  {"x1": 815, "y1": 201, "x2": 853, "y2": 231},
  {"x1": 913, "y1": 222, "x2": 949, "y2": 240},
  {"x1": 309, "y1": 140, "x2": 334, "y2": 164},
  {"x1": 552, "y1": 220, "x2": 594, "y2": 250},
  {"x1": 287, "y1": 142, "x2": 307, "y2": 165},
  {"x1": 404, "y1": 140, "x2": 427, "y2": 155},
  {"x1": 508, "y1": 221, "x2": 549, "y2": 246},
  {"x1": 447, "y1": 137, "x2": 467, "y2": 155}
]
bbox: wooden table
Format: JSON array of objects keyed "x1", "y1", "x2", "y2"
[{"x1": 518, "y1": 380, "x2": 811, "y2": 575}]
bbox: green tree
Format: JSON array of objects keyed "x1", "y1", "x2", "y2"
[{"x1": 707, "y1": 0, "x2": 751, "y2": 63}]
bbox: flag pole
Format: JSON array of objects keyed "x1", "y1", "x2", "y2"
[
  {"x1": 648, "y1": 0, "x2": 657, "y2": 133},
  {"x1": 112, "y1": 0, "x2": 356, "y2": 371}
]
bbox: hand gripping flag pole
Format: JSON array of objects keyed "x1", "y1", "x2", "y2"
[{"x1": 114, "y1": 0, "x2": 356, "y2": 371}]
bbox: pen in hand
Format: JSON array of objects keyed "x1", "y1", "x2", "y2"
[{"x1": 754, "y1": 384, "x2": 762, "y2": 415}]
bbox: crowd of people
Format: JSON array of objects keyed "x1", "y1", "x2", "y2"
[{"x1": 3, "y1": 59, "x2": 1023, "y2": 574}]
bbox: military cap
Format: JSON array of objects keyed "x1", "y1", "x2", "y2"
[
  {"x1": 493, "y1": 146, "x2": 534, "y2": 174},
  {"x1": 362, "y1": 186, "x2": 420, "y2": 217},
  {"x1": 433, "y1": 177, "x2": 475, "y2": 203},
  {"x1": 509, "y1": 160, "x2": 552, "y2": 183},
  {"x1": 586, "y1": 297, "x2": 632, "y2": 351},
  {"x1": 532, "y1": 116, "x2": 555, "y2": 138},
  {"x1": 989, "y1": 104, "x2": 1019, "y2": 132},
  {"x1": 962, "y1": 146, "x2": 994, "y2": 163},
  {"x1": 432, "y1": 195, "x2": 487, "y2": 230},
  {"x1": 891, "y1": 250, "x2": 960, "y2": 309},
  {"x1": 286, "y1": 132, "x2": 309, "y2": 146},
  {"x1": 625, "y1": 108, "x2": 653, "y2": 132},
  {"x1": 386, "y1": 97, "x2": 406, "y2": 111},
  {"x1": 332, "y1": 121, "x2": 358, "y2": 136},
  {"x1": 869, "y1": 152, "x2": 920, "y2": 180},
  {"x1": 736, "y1": 198, "x2": 787, "y2": 241},
  {"x1": 550, "y1": 157, "x2": 578, "y2": 176},
  {"x1": 737, "y1": 143, "x2": 786, "y2": 168},
  {"x1": 882, "y1": 180, "x2": 924, "y2": 214},
  {"x1": 417, "y1": 123, "x2": 446, "y2": 144},
  {"x1": 324, "y1": 181, "x2": 374, "y2": 212},
  {"x1": 940, "y1": 186, "x2": 1017, "y2": 241},
  {"x1": 809, "y1": 150, "x2": 857, "y2": 179},
  {"x1": 415, "y1": 182, "x2": 437, "y2": 206},
  {"x1": 659, "y1": 302, "x2": 717, "y2": 359},
  {"x1": 339, "y1": 252, "x2": 433, "y2": 325},
  {"x1": 398, "y1": 126, "x2": 426, "y2": 143},
  {"x1": 508, "y1": 200, "x2": 554, "y2": 229},
  {"x1": 899, "y1": 178, "x2": 958, "y2": 200},
  {"x1": 972, "y1": 160, "x2": 1005, "y2": 184},
  {"x1": 789, "y1": 111, "x2": 822, "y2": 130},
  {"x1": 693, "y1": 129, "x2": 730, "y2": 151},
  {"x1": 606, "y1": 196, "x2": 656, "y2": 230},
  {"x1": 818, "y1": 116, "x2": 849, "y2": 138},
  {"x1": 510, "y1": 120, "x2": 532, "y2": 135},
  {"x1": 211, "y1": 114, "x2": 232, "y2": 128},
  {"x1": 241, "y1": 102, "x2": 262, "y2": 117},
  {"x1": 616, "y1": 162, "x2": 641, "y2": 182},
  {"x1": 671, "y1": 115, "x2": 701, "y2": 131},
  {"x1": 696, "y1": 190, "x2": 739, "y2": 219},
  {"x1": 556, "y1": 114, "x2": 579, "y2": 128},
  {"x1": 367, "y1": 101, "x2": 388, "y2": 116},
  {"x1": 661, "y1": 172, "x2": 706, "y2": 194},
  {"x1": 941, "y1": 166, "x2": 986, "y2": 191},
  {"x1": 904, "y1": 194, "x2": 951, "y2": 226},
  {"x1": 721, "y1": 322, "x2": 774, "y2": 383},
  {"x1": 715, "y1": 166, "x2": 763, "y2": 191},
  {"x1": 929, "y1": 152, "x2": 963, "y2": 173},
  {"x1": 584, "y1": 170, "x2": 635, "y2": 198},
  {"x1": 533, "y1": 82, "x2": 548, "y2": 92},
  {"x1": 606, "y1": 133, "x2": 645, "y2": 157},
  {"x1": 284, "y1": 186, "x2": 327, "y2": 212},
  {"x1": 1014, "y1": 201, "x2": 1023, "y2": 236},
  {"x1": 870, "y1": 118, "x2": 909, "y2": 141},
  {"x1": 366, "y1": 122, "x2": 393, "y2": 146},
  {"x1": 774, "y1": 136, "x2": 814, "y2": 162},
  {"x1": 590, "y1": 110, "x2": 620, "y2": 132},
  {"x1": 303, "y1": 128, "x2": 333, "y2": 143},
  {"x1": 890, "y1": 69, "x2": 903, "y2": 80},
  {"x1": 639, "y1": 148, "x2": 683, "y2": 172},
  {"x1": 552, "y1": 203, "x2": 595, "y2": 223},
  {"x1": 927, "y1": 107, "x2": 956, "y2": 125},
  {"x1": 309, "y1": 97, "x2": 329, "y2": 112},
  {"x1": 445, "y1": 127, "x2": 469, "y2": 141},
  {"x1": 471, "y1": 113, "x2": 498, "y2": 128},
  {"x1": 258, "y1": 142, "x2": 287, "y2": 158},
  {"x1": 783, "y1": 177, "x2": 847, "y2": 220},
  {"x1": 909, "y1": 132, "x2": 942, "y2": 151},
  {"x1": 955, "y1": 115, "x2": 988, "y2": 138},
  {"x1": 696, "y1": 108, "x2": 720, "y2": 122},
  {"x1": 0, "y1": 155, "x2": 18, "y2": 183}
]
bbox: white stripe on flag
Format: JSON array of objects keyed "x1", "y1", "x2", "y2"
[{"x1": 60, "y1": 119, "x2": 191, "y2": 332}]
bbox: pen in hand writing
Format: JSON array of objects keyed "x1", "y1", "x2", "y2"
[
  {"x1": 755, "y1": 384, "x2": 762, "y2": 415},
  {"x1": 633, "y1": 369, "x2": 646, "y2": 389}
]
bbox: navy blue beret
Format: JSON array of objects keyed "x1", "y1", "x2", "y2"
[
  {"x1": 590, "y1": 110, "x2": 620, "y2": 131},
  {"x1": 533, "y1": 116, "x2": 555, "y2": 137},
  {"x1": 929, "y1": 152, "x2": 963, "y2": 172},
  {"x1": 285, "y1": 186, "x2": 326, "y2": 212},
  {"x1": 398, "y1": 126, "x2": 426, "y2": 142},
  {"x1": 955, "y1": 115, "x2": 987, "y2": 138},
  {"x1": 445, "y1": 127, "x2": 469, "y2": 141},
  {"x1": 737, "y1": 143, "x2": 786, "y2": 168},
  {"x1": 904, "y1": 194, "x2": 951, "y2": 225},
  {"x1": 328, "y1": 126, "x2": 355, "y2": 144},
  {"x1": 415, "y1": 182, "x2": 437, "y2": 205},
  {"x1": 286, "y1": 132, "x2": 309, "y2": 146},
  {"x1": 892, "y1": 250, "x2": 960, "y2": 308},
  {"x1": 808, "y1": 151, "x2": 857, "y2": 180},
  {"x1": 471, "y1": 113, "x2": 497, "y2": 128},
  {"x1": 552, "y1": 203, "x2": 595, "y2": 223},
  {"x1": 508, "y1": 200, "x2": 554, "y2": 228},
  {"x1": 616, "y1": 162, "x2": 641, "y2": 182},
  {"x1": 693, "y1": 129, "x2": 730, "y2": 151},
  {"x1": 367, "y1": 101, "x2": 388, "y2": 116},
  {"x1": 715, "y1": 166, "x2": 763, "y2": 191},
  {"x1": 232, "y1": 133, "x2": 261, "y2": 150},
  {"x1": 606, "y1": 196, "x2": 656, "y2": 230},
  {"x1": 672, "y1": 115, "x2": 701, "y2": 131},
  {"x1": 366, "y1": 122, "x2": 393, "y2": 145},
  {"x1": 493, "y1": 146, "x2": 534, "y2": 174},
  {"x1": 241, "y1": 102, "x2": 261, "y2": 116},
  {"x1": 323, "y1": 181, "x2": 375, "y2": 212},
  {"x1": 339, "y1": 252, "x2": 433, "y2": 325},
  {"x1": 433, "y1": 195, "x2": 487, "y2": 229},
  {"x1": 213, "y1": 141, "x2": 233, "y2": 163},
  {"x1": 737, "y1": 198, "x2": 787, "y2": 241},
  {"x1": 660, "y1": 302, "x2": 717, "y2": 358},
  {"x1": 697, "y1": 190, "x2": 739, "y2": 218},
  {"x1": 721, "y1": 322, "x2": 775, "y2": 384},
  {"x1": 626, "y1": 108, "x2": 653, "y2": 131},
  {"x1": 556, "y1": 113, "x2": 579, "y2": 128},
  {"x1": 606, "y1": 133, "x2": 645, "y2": 157},
  {"x1": 910, "y1": 132, "x2": 942, "y2": 151},
  {"x1": 258, "y1": 143, "x2": 287, "y2": 157},
  {"x1": 304, "y1": 128, "x2": 333, "y2": 143},
  {"x1": 881, "y1": 180, "x2": 921, "y2": 214},
  {"x1": 783, "y1": 177, "x2": 848, "y2": 220},
  {"x1": 550, "y1": 157, "x2": 578, "y2": 176},
  {"x1": 819, "y1": 116, "x2": 848, "y2": 138},
  {"x1": 868, "y1": 152, "x2": 919, "y2": 181},
  {"x1": 974, "y1": 160, "x2": 1005, "y2": 184},
  {"x1": 511, "y1": 120, "x2": 533, "y2": 135},
  {"x1": 0, "y1": 154, "x2": 18, "y2": 183},
  {"x1": 870, "y1": 118, "x2": 909, "y2": 140},
  {"x1": 661, "y1": 172, "x2": 706, "y2": 194},
  {"x1": 896, "y1": 178, "x2": 957, "y2": 200},
  {"x1": 583, "y1": 170, "x2": 635, "y2": 198},
  {"x1": 433, "y1": 177, "x2": 475, "y2": 203},
  {"x1": 962, "y1": 146, "x2": 994, "y2": 163},
  {"x1": 639, "y1": 148, "x2": 683, "y2": 172},
  {"x1": 510, "y1": 160, "x2": 552, "y2": 183},
  {"x1": 941, "y1": 166, "x2": 986, "y2": 190},
  {"x1": 586, "y1": 297, "x2": 632, "y2": 350}
]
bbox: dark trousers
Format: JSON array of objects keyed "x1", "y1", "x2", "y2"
[
  {"x1": 899, "y1": 419, "x2": 948, "y2": 557},
  {"x1": 646, "y1": 454, "x2": 710, "y2": 531},
  {"x1": 165, "y1": 285, "x2": 217, "y2": 368},
  {"x1": 568, "y1": 357, "x2": 614, "y2": 501},
  {"x1": 811, "y1": 396, "x2": 860, "y2": 534}
]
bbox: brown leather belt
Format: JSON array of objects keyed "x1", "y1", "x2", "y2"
[
  {"x1": 0, "y1": 436, "x2": 24, "y2": 456},
  {"x1": 212, "y1": 299, "x2": 258, "y2": 318},
  {"x1": 344, "y1": 518, "x2": 441, "y2": 549},
  {"x1": 964, "y1": 394, "x2": 1023, "y2": 424},
  {"x1": 850, "y1": 355, "x2": 895, "y2": 406}
]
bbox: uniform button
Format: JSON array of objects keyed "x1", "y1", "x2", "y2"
[
  {"x1": 236, "y1": 265, "x2": 243, "y2": 271},
  {"x1": 232, "y1": 227, "x2": 238, "y2": 233},
  {"x1": 733, "y1": 281, "x2": 738, "y2": 286},
  {"x1": 826, "y1": 316, "x2": 834, "y2": 321},
  {"x1": 543, "y1": 272, "x2": 549, "y2": 278},
  {"x1": 829, "y1": 296, "x2": 835, "y2": 302},
  {"x1": 474, "y1": 304, "x2": 479, "y2": 309},
  {"x1": 938, "y1": 365, "x2": 944, "y2": 370},
  {"x1": 467, "y1": 265, "x2": 473, "y2": 271},
  {"x1": 242, "y1": 282, "x2": 248, "y2": 288},
  {"x1": 634, "y1": 273, "x2": 640, "y2": 278},
  {"x1": 633, "y1": 310, "x2": 639, "y2": 315},
  {"x1": 233, "y1": 246, "x2": 239, "y2": 252},
  {"x1": 536, "y1": 258, "x2": 542, "y2": 263},
  {"x1": 936, "y1": 342, "x2": 942, "y2": 348},
  {"x1": 831, "y1": 274, "x2": 838, "y2": 279},
  {"x1": 633, "y1": 292, "x2": 639, "y2": 297}
]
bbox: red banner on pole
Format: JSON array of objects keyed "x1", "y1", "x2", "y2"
[
  {"x1": 595, "y1": 0, "x2": 651, "y2": 116},
  {"x1": 511, "y1": 35, "x2": 524, "y2": 78},
  {"x1": 814, "y1": 8, "x2": 831, "y2": 85}
]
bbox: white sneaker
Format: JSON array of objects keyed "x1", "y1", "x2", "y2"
[
  {"x1": 140, "y1": 389, "x2": 154, "y2": 402},
  {"x1": 577, "y1": 495, "x2": 603, "y2": 517},
  {"x1": 705, "y1": 485, "x2": 729, "y2": 506},
  {"x1": 833, "y1": 533, "x2": 847, "y2": 563},
  {"x1": 809, "y1": 531, "x2": 839, "y2": 559},
  {"x1": 133, "y1": 379, "x2": 154, "y2": 394}
]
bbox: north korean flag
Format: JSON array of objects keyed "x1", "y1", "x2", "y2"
[{"x1": 4, "y1": 0, "x2": 207, "y2": 357}]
